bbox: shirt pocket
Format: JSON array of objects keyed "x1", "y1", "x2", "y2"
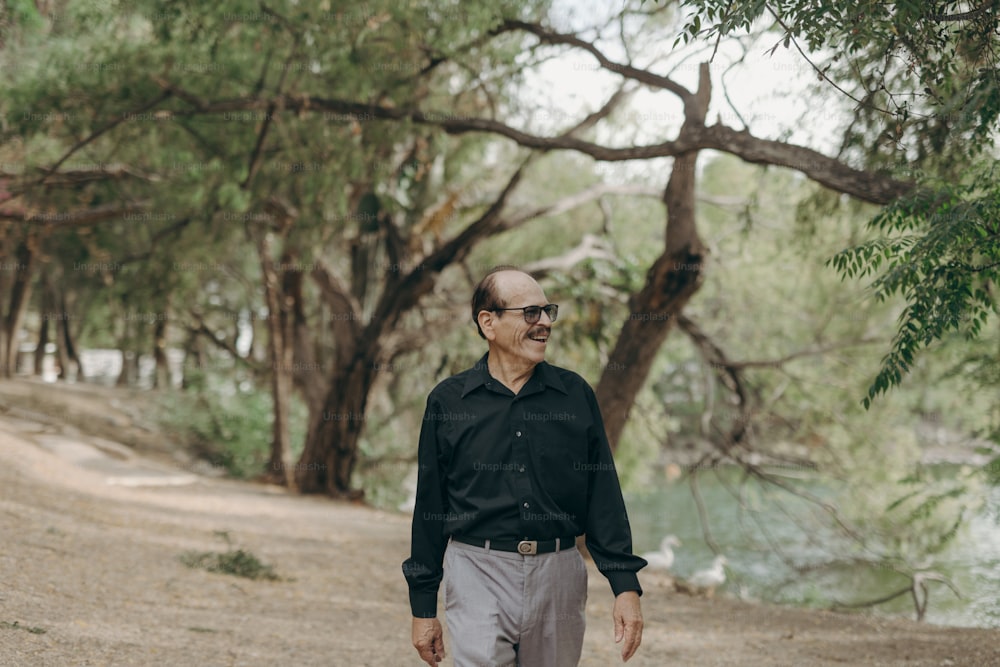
[{"x1": 535, "y1": 420, "x2": 590, "y2": 490}]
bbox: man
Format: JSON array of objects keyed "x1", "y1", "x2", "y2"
[{"x1": 402, "y1": 267, "x2": 646, "y2": 667}]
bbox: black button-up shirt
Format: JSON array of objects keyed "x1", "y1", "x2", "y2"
[{"x1": 402, "y1": 353, "x2": 646, "y2": 618}]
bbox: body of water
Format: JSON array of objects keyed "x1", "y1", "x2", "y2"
[{"x1": 626, "y1": 466, "x2": 1000, "y2": 628}]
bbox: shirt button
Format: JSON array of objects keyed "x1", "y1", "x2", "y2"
[
  {"x1": 522, "y1": 502, "x2": 530, "y2": 509},
  {"x1": 515, "y1": 430, "x2": 522, "y2": 437},
  {"x1": 519, "y1": 465, "x2": 526, "y2": 473}
]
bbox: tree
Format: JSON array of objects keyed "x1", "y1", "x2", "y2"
[
  {"x1": 677, "y1": 0, "x2": 1000, "y2": 163},
  {"x1": 675, "y1": 0, "x2": 999, "y2": 406},
  {"x1": 403, "y1": 13, "x2": 915, "y2": 449}
]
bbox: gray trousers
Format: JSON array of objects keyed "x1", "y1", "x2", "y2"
[{"x1": 443, "y1": 539, "x2": 588, "y2": 667}]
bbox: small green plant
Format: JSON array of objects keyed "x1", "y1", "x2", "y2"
[
  {"x1": 1, "y1": 621, "x2": 46, "y2": 635},
  {"x1": 180, "y1": 548, "x2": 281, "y2": 581},
  {"x1": 179, "y1": 531, "x2": 281, "y2": 581}
]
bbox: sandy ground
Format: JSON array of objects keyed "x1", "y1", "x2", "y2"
[{"x1": 1, "y1": 378, "x2": 1000, "y2": 667}]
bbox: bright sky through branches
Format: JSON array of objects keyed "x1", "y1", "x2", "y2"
[{"x1": 517, "y1": 0, "x2": 846, "y2": 175}]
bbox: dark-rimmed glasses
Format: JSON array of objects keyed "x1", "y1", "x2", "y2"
[{"x1": 492, "y1": 304, "x2": 559, "y2": 324}]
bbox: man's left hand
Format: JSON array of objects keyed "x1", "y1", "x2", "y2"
[{"x1": 613, "y1": 590, "x2": 643, "y2": 662}]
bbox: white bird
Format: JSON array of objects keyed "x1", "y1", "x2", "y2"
[
  {"x1": 640, "y1": 535, "x2": 681, "y2": 571},
  {"x1": 688, "y1": 554, "x2": 728, "y2": 589}
]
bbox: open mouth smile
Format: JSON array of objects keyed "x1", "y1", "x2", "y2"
[{"x1": 527, "y1": 329, "x2": 549, "y2": 343}]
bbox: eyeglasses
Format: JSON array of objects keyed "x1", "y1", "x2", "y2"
[{"x1": 492, "y1": 304, "x2": 559, "y2": 324}]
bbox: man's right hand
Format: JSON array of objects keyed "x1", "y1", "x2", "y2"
[{"x1": 412, "y1": 616, "x2": 446, "y2": 666}]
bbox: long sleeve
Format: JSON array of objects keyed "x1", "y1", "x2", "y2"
[
  {"x1": 401, "y1": 394, "x2": 449, "y2": 618},
  {"x1": 582, "y1": 386, "x2": 646, "y2": 597}
]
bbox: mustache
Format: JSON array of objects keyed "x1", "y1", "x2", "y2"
[{"x1": 528, "y1": 326, "x2": 551, "y2": 337}]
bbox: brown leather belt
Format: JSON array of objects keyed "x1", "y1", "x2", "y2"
[{"x1": 452, "y1": 535, "x2": 578, "y2": 555}]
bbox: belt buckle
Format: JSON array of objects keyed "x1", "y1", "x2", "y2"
[{"x1": 517, "y1": 540, "x2": 537, "y2": 555}]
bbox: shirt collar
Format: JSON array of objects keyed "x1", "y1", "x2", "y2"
[{"x1": 461, "y1": 352, "x2": 568, "y2": 398}]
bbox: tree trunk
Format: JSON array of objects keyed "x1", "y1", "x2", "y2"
[
  {"x1": 594, "y1": 64, "x2": 711, "y2": 451},
  {"x1": 57, "y1": 325, "x2": 73, "y2": 382},
  {"x1": 32, "y1": 272, "x2": 55, "y2": 377},
  {"x1": 295, "y1": 353, "x2": 378, "y2": 498},
  {"x1": 292, "y1": 160, "x2": 543, "y2": 496},
  {"x1": 0, "y1": 246, "x2": 8, "y2": 378},
  {"x1": 181, "y1": 327, "x2": 205, "y2": 390},
  {"x1": 34, "y1": 313, "x2": 49, "y2": 376},
  {"x1": 256, "y1": 233, "x2": 296, "y2": 489},
  {"x1": 594, "y1": 242, "x2": 705, "y2": 450},
  {"x1": 152, "y1": 315, "x2": 170, "y2": 389},
  {"x1": 116, "y1": 308, "x2": 135, "y2": 387},
  {"x1": 117, "y1": 351, "x2": 138, "y2": 386},
  {"x1": 59, "y1": 289, "x2": 83, "y2": 381},
  {"x1": 1, "y1": 240, "x2": 35, "y2": 377},
  {"x1": 285, "y1": 264, "x2": 326, "y2": 413}
]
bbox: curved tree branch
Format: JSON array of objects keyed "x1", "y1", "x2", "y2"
[
  {"x1": 155, "y1": 86, "x2": 913, "y2": 204},
  {"x1": 494, "y1": 19, "x2": 695, "y2": 102},
  {"x1": 38, "y1": 91, "x2": 173, "y2": 186},
  {"x1": 0, "y1": 201, "x2": 151, "y2": 227},
  {"x1": 926, "y1": 2, "x2": 994, "y2": 22}
]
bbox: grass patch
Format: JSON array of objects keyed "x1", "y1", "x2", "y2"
[
  {"x1": 179, "y1": 548, "x2": 281, "y2": 581},
  {"x1": 1, "y1": 621, "x2": 46, "y2": 635}
]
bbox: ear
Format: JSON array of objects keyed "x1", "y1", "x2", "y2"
[{"x1": 477, "y1": 309, "x2": 497, "y2": 340}]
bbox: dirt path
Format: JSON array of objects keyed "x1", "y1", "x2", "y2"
[{"x1": 1, "y1": 379, "x2": 999, "y2": 667}]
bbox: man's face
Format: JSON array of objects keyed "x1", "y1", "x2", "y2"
[{"x1": 482, "y1": 271, "x2": 553, "y2": 367}]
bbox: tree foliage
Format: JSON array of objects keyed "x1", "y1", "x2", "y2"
[
  {"x1": 3, "y1": 0, "x2": 996, "y2": 500},
  {"x1": 678, "y1": 1, "x2": 1000, "y2": 166},
  {"x1": 676, "y1": 0, "x2": 1000, "y2": 407},
  {"x1": 830, "y1": 162, "x2": 1000, "y2": 407}
]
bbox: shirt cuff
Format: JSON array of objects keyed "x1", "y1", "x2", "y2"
[
  {"x1": 606, "y1": 571, "x2": 643, "y2": 598},
  {"x1": 409, "y1": 590, "x2": 439, "y2": 618}
]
